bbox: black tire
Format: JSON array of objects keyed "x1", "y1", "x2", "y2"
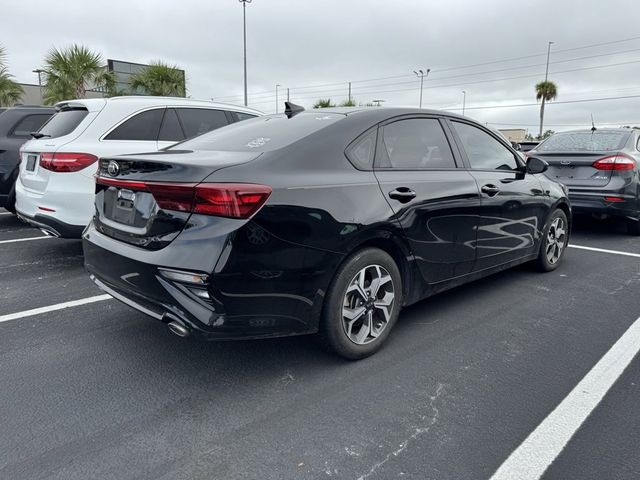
[
  {"x1": 4, "y1": 184, "x2": 16, "y2": 214},
  {"x1": 318, "y1": 248, "x2": 402, "y2": 360},
  {"x1": 534, "y1": 208, "x2": 569, "y2": 272},
  {"x1": 627, "y1": 218, "x2": 640, "y2": 236}
]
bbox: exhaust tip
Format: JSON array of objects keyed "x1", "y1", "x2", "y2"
[
  {"x1": 167, "y1": 319, "x2": 190, "y2": 338},
  {"x1": 39, "y1": 228, "x2": 59, "y2": 238}
]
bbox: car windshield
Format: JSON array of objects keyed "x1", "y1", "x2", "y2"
[
  {"x1": 537, "y1": 131, "x2": 630, "y2": 152},
  {"x1": 173, "y1": 112, "x2": 344, "y2": 152},
  {"x1": 38, "y1": 108, "x2": 89, "y2": 138}
]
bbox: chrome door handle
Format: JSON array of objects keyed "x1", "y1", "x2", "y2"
[
  {"x1": 388, "y1": 187, "x2": 416, "y2": 203},
  {"x1": 481, "y1": 184, "x2": 500, "y2": 196}
]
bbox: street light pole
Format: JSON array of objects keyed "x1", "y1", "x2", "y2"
[
  {"x1": 544, "y1": 41, "x2": 554, "y2": 82},
  {"x1": 462, "y1": 90, "x2": 466, "y2": 116},
  {"x1": 239, "y1": 0, "x2": 252, "y2": 106},
  {"x1": 413, "y1": 68, "x2": 430, "y2": 108},
  {"x1": 275, "y1": 84, "x2": 281, "y2": 113},
  {"x1": 32, "y1": 69, "x2": 44, "y2": 103}
]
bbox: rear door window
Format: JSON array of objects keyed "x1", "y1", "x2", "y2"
[
  {"x1": 10, "y1": 114, "x2": 53, "y2": 138},
  {"x1": 377, "y1": 118, "x2": 456, "y2": 169},
  {"x1": 234, "y1": 112, "x2": 258, "y2": 122},
  {"x1": 176, "y1": 108, "x2": 229, "y2": 139},
  {"x1": 346, "y1": 128, "x2": 377, "y2": 170},
  {"x1": 158, "y1": 108, "x2": 185, "y2": 142},
  {"x1": 38, "y1": 109, "x2": 88, "y2": 138},
  {"x1": 451, "y1": 121, "x2": 519, "y2": 171},
  {"x1": 104, "y1": 108, "x2": 164, "y2": 141}
]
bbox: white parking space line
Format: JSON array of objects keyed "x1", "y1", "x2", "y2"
[
  {"x1": 0, "y1": 212, "x2": 13, "y2": 216},
  {"x1": 0, "y1": 294, "x2": 112, "y2": 323},
  {"x1": 569, "y1": 244, "x2": 640, "y2": 258},
  {"x1": 489, "y1": 315, "x2": 640, "y2": 480},
  {"x1": 0, "y1": 236, "x2": 51, "y2": 245}
]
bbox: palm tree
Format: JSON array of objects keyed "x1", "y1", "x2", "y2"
[
  {"x1": 129, "y1": 61, "x2": 186, "y2": 97},
  {"x1": 41, "y1": 44, "x2": 115, "y2": 104},
  {"x1": 313, "y1": 98, "x2": 336, "y2": 108},
  {"x1": 340, "y1": 98, "x2": 356, "y2": 107},
  {"x1": 535, "y1": 80, "x2": 557, "y2": 139},
  {"x1": 0, "y1": 45, "x2": 24, "y2": 107}
]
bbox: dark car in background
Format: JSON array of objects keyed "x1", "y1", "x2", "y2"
[
  {"x1": 0, "y1": 106, "x2": 55, "y2": 211},
  {"x1": 83, "y1": 105, "x2": 570, "y2": 359},
  {"x1": 529, "y1": 128, "x2": 640, "y2": 234},
  {"x1": 517, "y1": 140, "x2": 540, "y2": 153}
]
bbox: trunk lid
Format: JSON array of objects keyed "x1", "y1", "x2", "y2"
[
  {"x1": 536, "y1": 152, "x2": 615, "y2": 187},
  {"x1": 93, "y1": 149, "x2": 261, "y2": 249}
]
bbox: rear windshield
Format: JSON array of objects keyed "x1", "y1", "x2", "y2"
[
  {"x1": 38, "y1": 108, "x2": 89, "y2": 138},
  {"x1": 173, "y1": 112, "x2": 344, "y2": 152},
  {"x1": 537, "y1": 131, "x2": 630, "y2": 152}
]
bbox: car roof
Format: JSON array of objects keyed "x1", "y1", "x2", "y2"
[
  {"x1": 551, "y1": 128, "x2": 634, "y2": 134},
  {"x1": 1, "y1": 105, "x2": 56, "y2": 112},
  {"x1": 54, "y1": 96, "x2": 263, "y2": 115},
  {"x1": 271, "y1": 106, "x2": 471, "y2": 125}
]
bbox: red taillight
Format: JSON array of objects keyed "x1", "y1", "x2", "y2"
[
  {"x1": 604, "y1": 196, "x2": 625, "y2": 203},
  {"x1": 592, "y1": 154, "x2": 636, "y2": 171},
  {"x1": 40, "y1": 152, "x2": 98, "y2": 173},
  {"x1": 95, "y1": 178, "x2": 272, "y2": 219},
  {"x1": 192, "y1": 184, "x2": 272, "y2": 218}
]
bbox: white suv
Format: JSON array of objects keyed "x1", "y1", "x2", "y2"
[{"x1": 15, "y1": 96, "x2": 261, "y2": 238}]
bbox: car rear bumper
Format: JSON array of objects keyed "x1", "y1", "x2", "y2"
[
  {"x1": 15, "y1": 172, "x2": 95, "y2": 231},
  {"x1": 82, "y1": 222, "x2": 323, "y2": 340},
  {"x1": 17, "y1": 211, "x2": 85, "y2": 238},
  {"x1": 569, "y1": 190, "x2": 639, "y2": 219}
]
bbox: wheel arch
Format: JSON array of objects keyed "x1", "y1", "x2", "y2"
[{"x1": 342, "y1": 231, "x2": 415, "y2": 304}]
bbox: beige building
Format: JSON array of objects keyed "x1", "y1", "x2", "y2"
[{"x1": 498, "y1": 128, "x2": 527, "y2": 143}]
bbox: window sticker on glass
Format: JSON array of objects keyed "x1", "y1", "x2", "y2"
[{"x1": 246, "y1": 137, "x2": 271, "y2": 148}]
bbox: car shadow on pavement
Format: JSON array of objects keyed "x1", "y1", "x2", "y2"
[{"x1": 571, "y1": 214, "x2": 628, "y2": 236}]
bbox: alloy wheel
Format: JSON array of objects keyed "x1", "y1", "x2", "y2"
[
  {"x1": 545, "y1": 216, "x2": 566, "y2": 265},
  {"x1": 342, "y1": 264, "x2": 395, "y2": 345}
]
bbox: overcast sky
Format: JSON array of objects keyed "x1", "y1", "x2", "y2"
[{"x1": 3, "y1": 0, "x2": 640, "y2": 133}]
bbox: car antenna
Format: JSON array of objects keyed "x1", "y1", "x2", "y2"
[
  {"x1": 590, "y1": 114, "x2": 597, "y2": 132},
  {"x1": 284, "y1": 102, "x2": 304, "y2": 119}
]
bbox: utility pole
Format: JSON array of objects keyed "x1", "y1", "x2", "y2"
[
  {"x1": 239, "y1": 0, "x2": 253, "y2": 106},
  {"x1": 348, "y1": 82, "x2": 352, "y2": 103},
  {"x1": 413, "y1": 68, "x2": 430, "y2": 108},
  {"x1": 462, "y1": 90, "x2": 466, "y2": 116},
  {"x1": 287, "y1": 87, "x2": 290, "y2": 102},
  {"x1": 275, "y1": 84, "x2": 281, "y2": 113},
  {"x1": 544, "y1": 41, "x2": 554, "y2": 82}
]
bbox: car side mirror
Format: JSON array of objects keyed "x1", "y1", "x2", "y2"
[{"x1": 526, "y1": 156, "x2": 548, "y2": 174}]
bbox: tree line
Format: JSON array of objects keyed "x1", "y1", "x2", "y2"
[
  {"x1": 2, "y1": 43, "x2": 558, "y2": 139},
  {"x1": 0, "y1": 43, "x2": 186, "y2": 106}
]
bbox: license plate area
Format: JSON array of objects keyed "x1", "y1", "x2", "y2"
[
  {"x1": 103, "y1": 187, "x2": 155, "y2": 228},
  {"x1": 25, "y1": 154, "x2": 38, "y2": 172}
]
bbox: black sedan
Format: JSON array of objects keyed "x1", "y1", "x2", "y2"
[
  {"x1": 529, "y1": 128, "x2": 640, "y2": 234},
  {"x1": 83, "y1": 105, "x2": 570, "y2": 359}
]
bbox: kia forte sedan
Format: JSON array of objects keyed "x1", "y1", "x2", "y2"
[
  {"x1": 83, "y1": 105, "x2": 570, "y2": 359},
  {"x1": 528, "y1": 128, "x2": 640, "y2": 234}
]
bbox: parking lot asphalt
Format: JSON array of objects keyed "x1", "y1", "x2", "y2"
[{"x1": 1, "y1": 209, "x2": 639, "y2": 480}]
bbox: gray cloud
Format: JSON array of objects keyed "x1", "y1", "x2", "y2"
[{"x1": 3, "y1": 0, "x2": 640, "y2": 132}]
